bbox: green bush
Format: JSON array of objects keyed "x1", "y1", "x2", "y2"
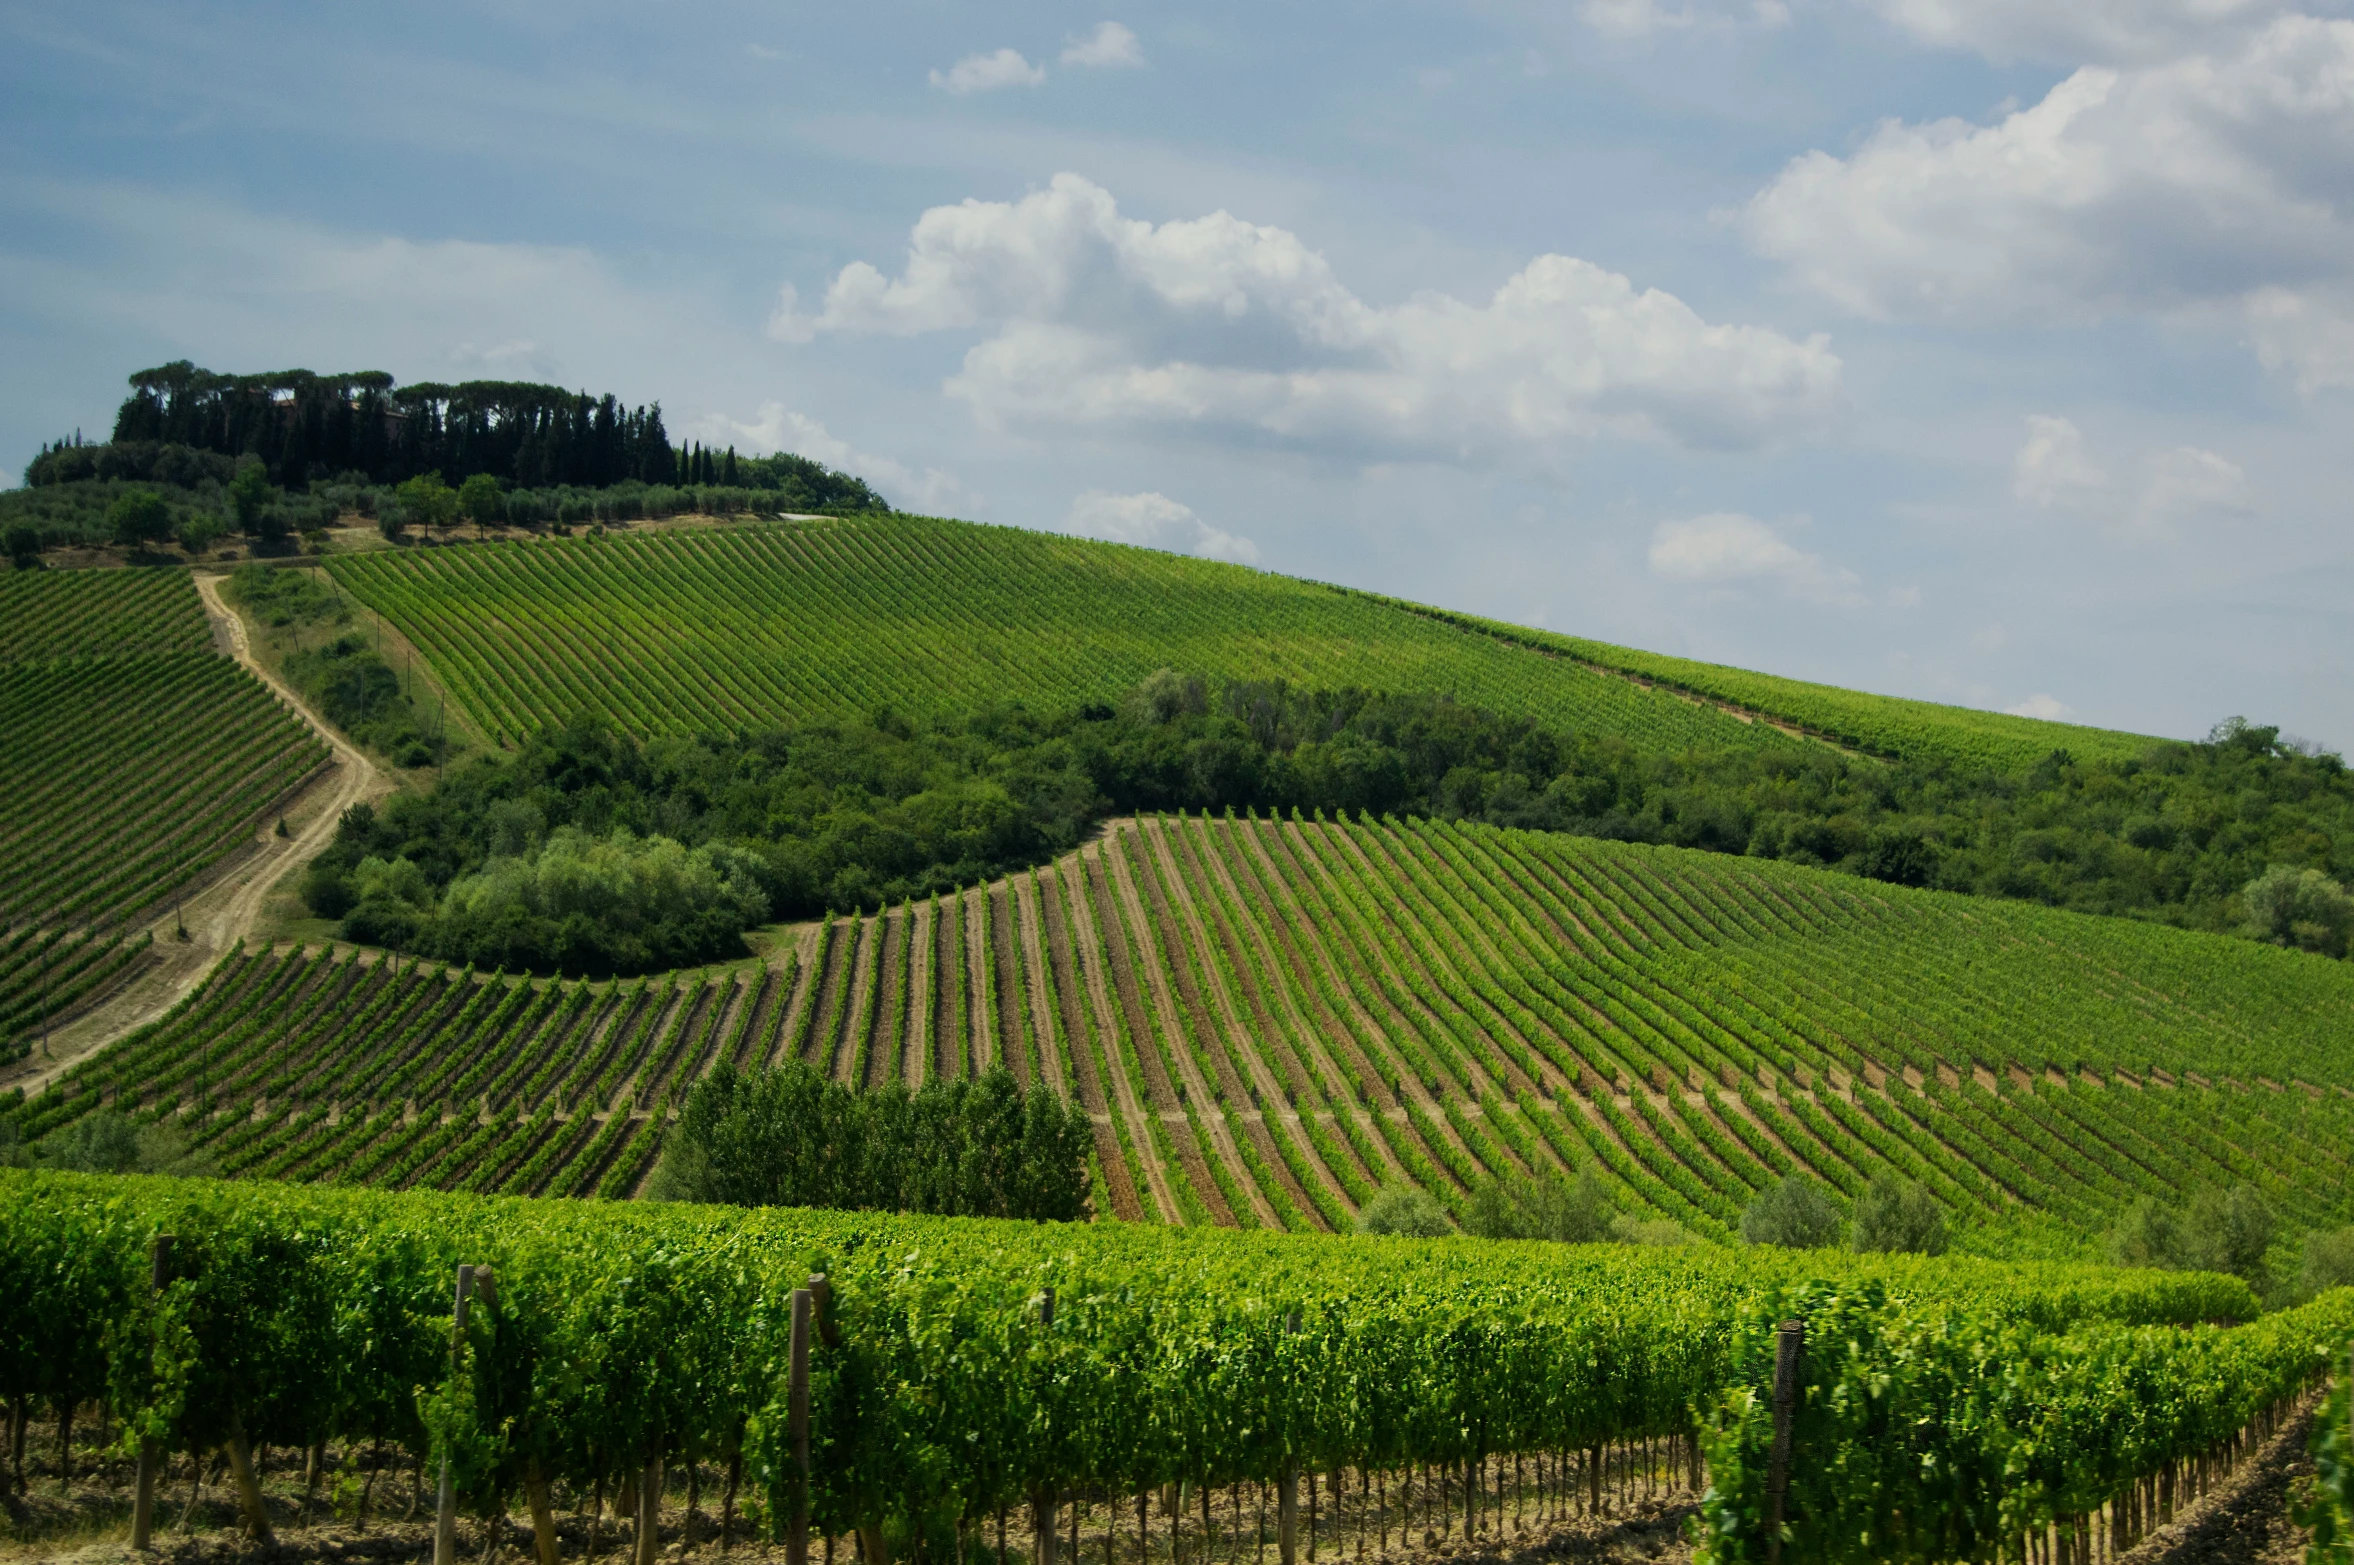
[
  {"x1": 1740, "y1": 1175, "x2": 1844, "y2": 1249},
  {"x1": 1355, "y1": 1186, "x2": 1454, "y2": 1237},
  {"x1": 1461, "y1": 1165, "x2": 1615, "y2": 1242},
  {"x1": 1850, "y1": 1175, "x2": 1949, "y2": 1255}
]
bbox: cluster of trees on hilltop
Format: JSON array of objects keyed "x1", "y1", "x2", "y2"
[
  {"x1": 298, "y1": 671, "x2": 2353, "y2": 977},
  {"x1": 19, "y1": 362, "x2": 891, "y2": 508}
]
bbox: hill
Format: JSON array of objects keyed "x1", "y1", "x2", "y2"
[
  {"x1": 25, "y1": 814, "x2": 2353, "y2": 1253},
  {"x1": 0, "y1": 570, "x2": 329, "y2": 1060}
]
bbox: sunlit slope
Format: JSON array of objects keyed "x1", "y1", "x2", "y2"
[
  {"x1": 1380, "y1": 597, "x2": 2156, "y2": 770},
  {"x1": 324, "y1": 517, "x2": 1803, "y2": 751},
  {"x1": 33, "y1": 814, "x2": 2353, "y2": 1240}
]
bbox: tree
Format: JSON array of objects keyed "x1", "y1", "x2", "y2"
[
  {"x1": 2297, "y1": 1227, "x2": 2354, "y2": 1301},
  {"x1": 1850, "y1": 1175, "x2": 1948, "y2": 1255},
  {"x1": 178, "y1": 511, "x2": 228, "y2": 557},
  {"x1": 107, "y1": 488, "x2": 173, "y2": 549},
  {"x1": 1740, "y1": 1175, "x2": 1843, "y2": 1249},
  {"x1": 2184, "y1": 1184, "x2": 2275, "y2": 1282},
  {"x1": 457, "y1": 472, "x2": 504, "y2": 538},
  {"x1": 2243, "y1": 865, "x2": 2353, "y2": 957},
  {"x1": 227, "y1": 459, "x2": 273, "y2": 535},
  {"x1": 395, "y1": 470, "x2": 458, "y2": 541},
  {"x1": 1462, "y1": 1166, "x2": 1616, "y2": 1242},
  {"x1": 4, "y1": 521, "x2": 39, "y2": 568},
  {"x1": 1355, "y1": 1186, "x2": 1454, "y2": 1237}
]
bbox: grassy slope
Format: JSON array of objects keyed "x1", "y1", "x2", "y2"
[
  {"x1": 33, "y1": 817, "x2": 2354, "y2": 1251},
  {"x1": 326, "y1": 513, "x2": 2161, "y2": 772},
  {"x1": 326, "y1": 517, "x2": 1802, "y2": 755}
]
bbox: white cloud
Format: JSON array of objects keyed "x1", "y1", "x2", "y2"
[
  {"x1": 1743, "y1": 15, "x2": 2354, "y2": 386},
  {"x1": 775, "y1": 173, "x2": 1840, "y2": 458},
  {"x1": 1861, "y1": 0, "x2": 2304, "y2": 63},
  {"x1": 1579, "y1": 0, "x2": 1790, "y2": 34},
  {"x1": 929, "y1": 48, "x2": 1047, "y2": 94},
  {"x1": 1647, "y1": 512, "x2": 1865, "y2": 604},
  {"x1": 1063, "y1": 490, "x2": 1258, "y2": 563},
  {"x1": 2011, "y1": 414, "x2": 2111, "y2": 511},
  {"x1": 1061, "y1": 22, "x2": 1143, "y2": 68},
  {"x1": 698, "y1": 403, "x2": 969, "y2": 514},
  {"x1": 2006, "y1": 692, "x2": 2077, "y2": 720},
  {"x1": 2138, "y1": 444, "x2": 2250, "y2": 531},
  {"x1": 2010, "y1": 414, "x2": 2248, "y2": 536}
]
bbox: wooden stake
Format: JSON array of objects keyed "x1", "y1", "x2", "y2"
[
  {"x1": 1765, "y1": 1320, "x2": 1804, "y2": 1565},
  {"x1": 1036, "y1": 1288, "x2": 1059, "y2": 1565},
  {"x1": 132, "y1": 1234, "x2": 173, "y2": 1551},
  {"x1": 637, "y1": 1456, "x2": 664, "y2": 1565},
  {"x1": 1278, "y1": 1312, "x2": 1299, "y2": 1565},
  {"x1": 433, "y1": 1264, "x2": 475, "y2": 1565},
  {"x1": 790, "y1": 1287, "x2": 813, "y2": 1565}
]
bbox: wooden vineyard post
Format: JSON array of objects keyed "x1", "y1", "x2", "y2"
[
  {"x1": 1034, "y1": 1288, "x2": 1059, "y2": 1565},
  {"x1": 636, "y1": 1454, "x2": 665, "y2": 1565},
  {"x1": 1764, "y1": 1320, "x2": 1803, "y2": 1565},
  {"x1": 789, "y1": 1286, "x2": 813, "y2": 1565},
  {"x1": 433, "y1": 1264, "x2": 475, "y2": 1565},
  {"x1": 1278, "y1": 1311, "x2": 1300, "y2": 1565},
  {"x1": 131, "y1": 1234, "x2": 173, "y2": 1551}
]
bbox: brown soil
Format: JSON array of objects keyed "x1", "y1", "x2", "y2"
[{"x1": 2118, "y1": 1403, "x2": 2318, "y2": 1565}]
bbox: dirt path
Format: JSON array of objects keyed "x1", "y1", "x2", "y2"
[
  {"x1": 0, "y1": 574, "x2": 390, "y2": 1098},
  {"x1": 2121, "y1": 1402, "x2": 2318, "y2": 1565}
]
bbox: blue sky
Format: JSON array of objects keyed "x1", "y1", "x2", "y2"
[{"x1": 4, "y1": 0, "x2": 2350, "y2": 750}]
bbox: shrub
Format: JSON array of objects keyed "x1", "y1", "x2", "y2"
[
  {"x1": 1740, "y1": 1175, "x2": 1843, "y2": 1249},
  {"x1": 1461, "y1": 1165, "x2": 1615, "y2": 1242},
  {"x1": 1355, "y1": 1186, "x2": 1454, "y2": 1237},
  {"x1": 107, "y1": 488, "x2": 173, "y2": 549},
  {"x1": 1850, "y1": 1175, "x2": 1949, "y2": 1255}
]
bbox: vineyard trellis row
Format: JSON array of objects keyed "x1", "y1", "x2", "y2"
[
  {"x1": 15, "y1": 817, "x2": 2354, "y2": 1242},
  {"x1": 323, "y1": 518, "x2": 1808, "y2": 756},
  {"x1": 0, "y1": 1170, "x2": 2339, "y2": 1565}
]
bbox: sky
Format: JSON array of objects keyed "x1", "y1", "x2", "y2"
[{"x1": 3, "y1": 0, "x2": 2349, "y2": 751}]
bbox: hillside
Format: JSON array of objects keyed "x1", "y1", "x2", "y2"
[
  {"x1": 0, "y1": 570, "x2": 330, "y2": 1059},
  {"x1": 323, "y1": 517, "x2": 1829, "y2": 754},
  {"x1": 27, "y1": 814, "x2": 2353, "y2": 1251}
]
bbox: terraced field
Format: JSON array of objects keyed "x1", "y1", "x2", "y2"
[
  {"x1": 0, "y1": 570, "x2": 330, "y2": 1057},
  {"x1": 32, "y1": 815, "x2": 2354, "y2": 1239},
  {"x1": 325, "y1": 518, "x2": 1815, "y2": 753},
  {"x1": 323, "y1": 515, "x2": 2158, "y2": 770}
]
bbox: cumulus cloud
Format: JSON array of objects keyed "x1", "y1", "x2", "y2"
[
  {"x1": 2011, "y1": 414, "x2": 2111, "y2": 511},
  {"x1": 1063, "y1": 490, "x2": 1258, "y2": 563},
  {"x1": 697, "y1": 403, "x2": 968, "y2": 514},
  {"x1": 2006, "y1": 693, "x2": 2077, "y2": 720},
  {"x1": 1743, "y1": 15, "x2": 2354, "y2": 388},
  {"x1": 2009, "y1": 415, "x2": 2247, "y2": 536},
  {"x1": 1061, "y1": 22, "x2": 1143, "y2": 67},
  {"x1": 929, "y1": 48, "x2": 1047, "y2": 93},
  {"x1": 773, "y1": 174, "x2": 1840, "y2": 459},
  {"x1": 1647, "y1": 512, "x2": 1865, "y2": 604},
  {"x1": 1860, "y1": 0, "x2": 2305, "y2": 63}
]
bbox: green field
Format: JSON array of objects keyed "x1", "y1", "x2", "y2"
[
  {"x1": 0, "y1": 571, "x2": 328, "y2": 1057},
  {"x1": 325, "y1": 518, "x2": 1819, "y2": 752},
  {"x1": 6, "y1": 1169, "x2": 2343, "y2": 1565},
  {"x1": 325, "y1": 514, "x2": 2163, "y2": 773},
  {"x1": 32, "y1": 814, "x2": 2354, "y2": 1251}
]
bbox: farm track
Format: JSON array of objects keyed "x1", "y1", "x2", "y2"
[
  {"x1": 20, "y1": 812, "x2": 2354, "y2": 1232},
  {"x1": 0, "y1": 573, "x2": 388, "y2": 1098}
]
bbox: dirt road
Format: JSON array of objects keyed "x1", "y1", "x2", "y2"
[{"x1": 0, "y1": 573, "x2": 390, "y2": 1098}]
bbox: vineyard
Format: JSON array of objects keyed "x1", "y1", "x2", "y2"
[
  {"x1": 322, "y1": 518, "x2": 1811, "y2": 754},
  {"x1": 2, "y1": 1169, "x2": 2345, "y2": 1565},
  {"x1": 0, "y1": 570, "x2": 330, "y2": 1058},
  {"x1": 22, "y1": 815, "x2": 2354, "y2": 1243},
  {"x1": 1372, "y1": 596, "x2": 2158, "y2": 771}
]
